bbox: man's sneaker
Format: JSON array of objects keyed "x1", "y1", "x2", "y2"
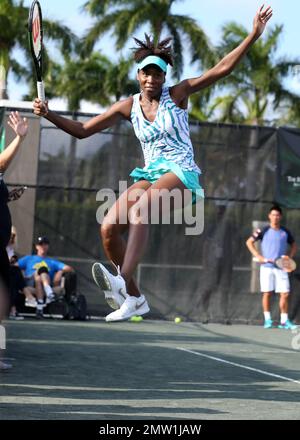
[
  {"x1": 92, "y1": 262, "x2": 128, "y2": 310},
  {"x1": 264, "y1": 319, "x2": 273, "y2": 329},
  {"x1": 278, "y1": 319, "x2": 298, "y2": 330},
  {"x1": 0, "y1": 361, "x2": 12, "y2": 371},
  {"x1": 105, "y1": 294, "x2": 150, "y2": 322},
  {"x1": 46, "y1": 293, "x2": 56, "y2": 305},
  {"x1": 25, "y1": 298, "x2": 37, "y2": 308},
  {"x1": 35, "y1": 309, "x2": 44, "y2": 319}
]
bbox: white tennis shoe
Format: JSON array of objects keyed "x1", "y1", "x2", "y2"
[
  {"x1": 105, "y1": 294, "x2": 150, "y2": 322},
  {"x1": 25, "y1": 298, "x2": 37, "y2": 308},
  {"x1": 92, "y1": 262, "x2": 128, "y2": 310}
]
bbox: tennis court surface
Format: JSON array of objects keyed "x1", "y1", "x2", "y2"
[{"x1": 1, "y1": 318, "x2": 300, "y2": 420}]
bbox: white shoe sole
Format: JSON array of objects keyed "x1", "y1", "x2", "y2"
[
  {"x1": 25, "y1": 302, "x2": 37, "y2": 308},
  {"x1": 92, "y1": 263, "x2": 127, "y2": 310},
  {"x1": 105, "y1": 300, "x2": 150, "y2": 322}
]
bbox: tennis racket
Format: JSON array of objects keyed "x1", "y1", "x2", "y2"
[
  {"x1": 28, "y1": 0, "x2": 45, "y2": 101},
  {"x1": 253, "y1": 256, "x2": 297, "y2": 273},
  {"x1": 7, "y1": 186, "x2": 28, "y2": 202}
]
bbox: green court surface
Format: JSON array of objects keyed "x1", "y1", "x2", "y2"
[{"x1": 1, "y1": 319, "x2": 300, "y2": 420}]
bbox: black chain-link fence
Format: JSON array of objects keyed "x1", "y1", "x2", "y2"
[{"x1": 4, "y1": 107, "x2": 300, "y2": 323}]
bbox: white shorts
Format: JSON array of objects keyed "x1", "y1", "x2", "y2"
[{"x1": 260, "y1": 266, "x2": 290, "y2": 293}]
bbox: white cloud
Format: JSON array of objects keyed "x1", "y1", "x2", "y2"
[{"x1": 287, "y1": 77, "x2": 300, "y2": 94}]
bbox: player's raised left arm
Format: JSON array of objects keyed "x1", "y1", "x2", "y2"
[{"x1": 171, "y1": 5, "x2": 273, "y2": 103}]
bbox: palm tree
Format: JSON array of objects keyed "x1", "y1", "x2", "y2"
[
  {"x1": 40, "y1": 51, "x2": 114, "y2": 200},
  {"x1": 189, "y1": 87, "x2": 216, "y2": 122},
  {"x1": 83, "y1": 0, "x2": 216, "y2": 79},
  {"x1": 281, "y1": 100, "x2": 300, "y2": 127},
  {"x1": 42, "y1": 50, "x2": 138, "y2": 198},
  {"x1": 205, "y1": 23, "x2": 300, "y2": 125},
  {"x1": 43, "y1": 53, "x2": 112, "y2": 112},
  {"x1": 0, "y1": 0, "x2": 76, "y2": 99},
  {"x1": 43, "y1": 51, "x2": 138, "y2": 112},
  {"x1": 104, "y1": 57, "x2": 139, "y2": 101}
]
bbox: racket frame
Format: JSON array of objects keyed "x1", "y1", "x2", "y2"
[
  {"x1": 28, "y1": 0, "x2": 45, "y2": 101},
  {"x1": 252, "y1": 256, "x2": 297, "y2": 272}
]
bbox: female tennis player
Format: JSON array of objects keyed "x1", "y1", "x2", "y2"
[{"x1": 33, "y1": 5, "x2": 272, "y2": 322}]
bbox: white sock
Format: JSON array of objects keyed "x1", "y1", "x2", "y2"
[
  {"x1": 44, "y1": 285, "x2": 53, "y2": 297},
  {"x1": 264, "y1": 311, "x2": 271, "y2": 321},
  {"x1": 37, "y1": 300, "x2": 44, "y2": 311},
  {"x1": 281, "y1": 313, "x2": 288, "y2": 324}
]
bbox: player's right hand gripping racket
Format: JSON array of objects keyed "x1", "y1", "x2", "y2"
[
  {"x1": 253, "y1": 256, "x2": 297, "y2": 273},
  {"x1": 28, "y1": 1, "x2": 45, "y2": 101}
]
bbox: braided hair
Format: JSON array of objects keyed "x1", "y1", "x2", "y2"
[{"x1": 132, "y1": 34, "x2": 173, "y2": 67}]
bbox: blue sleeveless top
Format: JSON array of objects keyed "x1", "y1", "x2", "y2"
[{"x1": 130, "y1": 86, "x2": 201, "y2": 174}]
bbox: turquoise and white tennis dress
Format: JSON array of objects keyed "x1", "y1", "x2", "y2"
[{"x1": 130, "y1": 86, "x2": 204, "y2": 202}]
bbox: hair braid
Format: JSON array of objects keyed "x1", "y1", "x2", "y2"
[{"x1": 132, "y1": 33, "x2": 173, "y2": 66}]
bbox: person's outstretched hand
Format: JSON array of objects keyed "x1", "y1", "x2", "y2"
[
  {"x1": 253, "y1": 4, "x2": 273, "y2": 37},
  {"x1": 7, "y1": 111, "x2": 28, "y2": 138},
  {"x1": 33, "y1": 98, "x2": 49, "y2": 117}
]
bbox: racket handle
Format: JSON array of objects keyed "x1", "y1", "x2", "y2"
[
  {"x1": 37, "y1": 81, "x2": 45, "y2": 102},
  {"x1": 252, "y1": 257, "x2": 268, "y2": 263}
]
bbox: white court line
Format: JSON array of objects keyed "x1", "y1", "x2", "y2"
[{"x1": 177, "y1": 347, "x2": 300, "y2": 386}]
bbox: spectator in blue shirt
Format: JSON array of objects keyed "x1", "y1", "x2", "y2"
[
  {"x1": 18, "y1": 236, "x2": 73, "y2": 318},
  {"x1": 246, "y1": 205, "x2": 297, "y2": 330}
]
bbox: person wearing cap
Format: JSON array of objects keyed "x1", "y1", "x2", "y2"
[
  {"x1": 33, "y1": 6, "x2": 272, "y2": 322},
  {"x1": 18, "y1": 236, "x2": 73, "y2": 318}
]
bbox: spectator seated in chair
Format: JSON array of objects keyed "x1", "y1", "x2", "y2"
[{"x1": 18, "y1": 236, "x2": 74, "y2": 318}]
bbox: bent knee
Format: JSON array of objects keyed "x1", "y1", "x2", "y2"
[
  {"x1": 101, "y1": 220, "x2": 120, "y2": 240},
  {"x1": 128, "y1": 202, "x2": 149, "y2": 225}
]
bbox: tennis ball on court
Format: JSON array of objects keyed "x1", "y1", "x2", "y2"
[
  {"x1": 174, "y1": 317, "x2": 182, "y2": 324},
  {"x1": 130, "y1": 315, "x2": 143, "y2": 323}
]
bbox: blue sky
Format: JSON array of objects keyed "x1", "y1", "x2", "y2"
[{"x1": 10, "y1": 0, "x2": 300, "y2": 111}]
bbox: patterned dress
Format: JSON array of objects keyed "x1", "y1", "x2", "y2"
[{"x1": 130, "y1": 86, "x2": 204, "y2": 201}]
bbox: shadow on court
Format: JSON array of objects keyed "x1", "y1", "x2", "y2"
[{"x1": 1, "y1": 319, "x2": 300, "y2": 420}]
